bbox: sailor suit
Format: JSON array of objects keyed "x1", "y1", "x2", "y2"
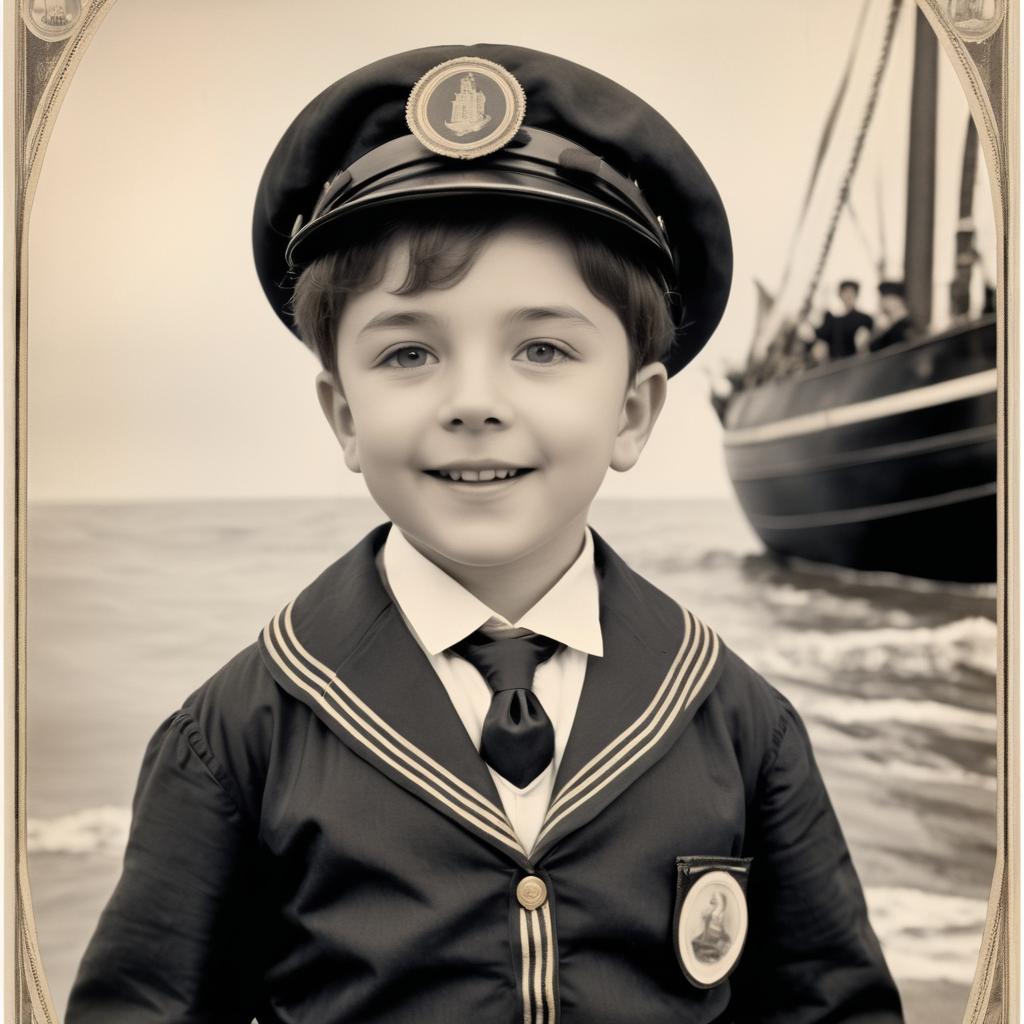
[
  {"x1": 380, "y1": 525, "x2": 602, "y2": 852},
  {"x1": 815, "y1": 309, "x2": 874, "y2": 360},
  {"x1": 66, "y1": 523, "x2": 902, "y2": 1024}
]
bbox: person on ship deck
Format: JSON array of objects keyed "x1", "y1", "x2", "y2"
[{"x1": 869, "y1": 280, "x2": 918, "y2": 351}]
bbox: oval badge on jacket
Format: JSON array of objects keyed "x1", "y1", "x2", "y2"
[{"x1": 674, "y1": 856, "x2": 752, "y2": 988}]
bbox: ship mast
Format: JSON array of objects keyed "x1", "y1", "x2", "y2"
[
  {"x1": 903, "y1": 6, "x2": 938, "y2": 330},
  {"x1": 951, "y1": 118, "x2": 980, "y2": 316}
]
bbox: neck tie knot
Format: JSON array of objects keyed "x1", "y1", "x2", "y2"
[{"x1": 451, "y1": 630, "x2": 562, "y2": 693}]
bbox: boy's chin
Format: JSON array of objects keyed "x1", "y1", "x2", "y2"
[{"x1": 396, "y1": 522, "x2": 569, "y2": 572}]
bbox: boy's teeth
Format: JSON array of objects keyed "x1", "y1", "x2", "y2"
[{"x1": 437, "y1": 467, "x2": 524, "y2": 481}]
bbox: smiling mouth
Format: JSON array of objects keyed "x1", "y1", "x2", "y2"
[{"x1": 424, "y1": 467, "x2": 535, "y2": 483}]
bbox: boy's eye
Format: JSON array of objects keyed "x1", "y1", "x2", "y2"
[
  {"x1": 517, "y1": 341, "x2": 568, "y2": 365},
  {"x1": 384, "y1": 345, "x2": 436, "y2": 369}
]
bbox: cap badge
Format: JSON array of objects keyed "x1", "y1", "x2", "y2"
[
  {"x1": 673, "y1": 858, "x2": 751, "y2": 989},
  {"x1": 406, "y1": 57, "x2": 526, "y2": 160}
]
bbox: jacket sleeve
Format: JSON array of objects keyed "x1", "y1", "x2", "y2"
[
  {"x1": 730, "y1": 694, "x2": 904, "y2": 1024},
  {"x1": 65, "y1": 708, "x2": 264, "y2": 1023}
]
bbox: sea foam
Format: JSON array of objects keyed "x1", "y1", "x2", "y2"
[
  {"x1": 28, "y1": 806, "x2": 130, "y2": 855},
  {"x1": 753, "y1": 616, "x2": 997, "y2": 683},
  {"x1": 866, "y1": 886, "x2": 988, "y2": 984}
]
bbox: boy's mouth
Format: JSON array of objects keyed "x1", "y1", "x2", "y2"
[{"x1": 424, "y1": 466, "x2": 535, "y2": 483}]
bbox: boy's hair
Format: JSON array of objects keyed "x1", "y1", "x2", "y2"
[{"x1": 290, "y1": 204, "x2": 677, "y2": 382}]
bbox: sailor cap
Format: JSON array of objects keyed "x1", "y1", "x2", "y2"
[{"x1": 253, "y1": 44, "x2": 732, "y2": 376}]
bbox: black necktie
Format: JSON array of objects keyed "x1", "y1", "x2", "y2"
[{"x1": 450, "y1": 629, "x2": 562, "y2": 788}]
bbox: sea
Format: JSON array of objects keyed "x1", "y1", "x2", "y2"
[{"x1": 24, "y1": 497, "x2": 998, "y2": 1022}]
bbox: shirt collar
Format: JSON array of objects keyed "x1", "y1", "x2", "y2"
[{"x1": 382, "y1": 526, "x2": 604, "y2": 658}]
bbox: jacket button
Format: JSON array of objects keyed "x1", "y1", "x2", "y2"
[{"x1": 516, "y1": 875, "x2": 548, "y2": 910}]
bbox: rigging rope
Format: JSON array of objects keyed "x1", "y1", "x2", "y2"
[
  {"x1": 842, "y1": 197, "x2": 880, "y2": 266},
  {"x1": 875, "y1": 173, "x2": 889, "y2": 277},
  {"x1": 774, "y1": 0, "x2": 872, "y2": 304},
  {"x1": 797, "y1": 0, "x2": 904, "y2": 322}
]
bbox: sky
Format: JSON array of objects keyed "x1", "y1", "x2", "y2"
[{"x1": 24, "y1": 0, "x2": 995, "y2": 502}]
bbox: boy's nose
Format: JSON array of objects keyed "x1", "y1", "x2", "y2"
[{"x1": 437, "y1": 368, "x2": 514, "y2": 431}]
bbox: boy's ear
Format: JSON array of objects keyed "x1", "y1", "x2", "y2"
[
  {"x1": 610, "y1": 361, "x2": 668, "y2": 472},
  {"x1": 315, "y1": 369, "x2": 361, "y2": 473}
]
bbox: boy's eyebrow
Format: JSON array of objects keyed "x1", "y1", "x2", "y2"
[
  {"x1": 356, "y1": 306, "x2": 596, "y2": 337},
  {"x1": 357, "y1": 311, "x2": 443, "y2": 335},
  {"x1": 505, "y1": 306, "x2": 596, "y2": 328}
]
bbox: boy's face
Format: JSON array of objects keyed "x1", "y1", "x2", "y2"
[
  {"x1": 839, "y1": 285, "x2": 858, "y2": 311},
  {"x1": 879, "y1": 293, "x2": 905, "y2": 318},
  {"x1": 317, "y1": 225, "x2": 667, "y2": 574}
]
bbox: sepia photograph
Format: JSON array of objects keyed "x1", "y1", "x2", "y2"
[{"x1": 9, "y1": 0, "x2": 1012, "y2": 1021}]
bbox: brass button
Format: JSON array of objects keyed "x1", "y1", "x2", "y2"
[{"x1": 516, "y1": 875, "x2": 548, "y2": 910}]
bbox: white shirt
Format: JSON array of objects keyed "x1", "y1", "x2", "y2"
[{"x1": 379, "y1": 527, "x2": 603, "y2": 852}]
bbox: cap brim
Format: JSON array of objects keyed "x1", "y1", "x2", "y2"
[{"x1": 286, "y1": 177, "x2": 675, "y2": 285}]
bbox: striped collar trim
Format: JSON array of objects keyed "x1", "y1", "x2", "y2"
[
  {"x1": 533, "y1": 606, "x2": 720, "y2": 853},
  {"x1": 261, "y1": 599, "x2": 526, "y2": 858}
]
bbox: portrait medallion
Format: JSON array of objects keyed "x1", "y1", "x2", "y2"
[
  {"x1": 22, "y1": 0, "x2": 81, "y2": 43},
  {"x1": 674, "y1": 860, "x2": 750, "y2": 989}
]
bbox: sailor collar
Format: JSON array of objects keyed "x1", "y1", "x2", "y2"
[
  {"x1": 258, "y1": 522, "x2": 724, "y2": 865},
  {"x1": 381, "y1": 525, "x2": 603, "y2": 657}
]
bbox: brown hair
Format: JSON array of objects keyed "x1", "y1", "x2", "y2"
[{"x1": 290, "y1": 205, "x2": 676, "y2": 381}]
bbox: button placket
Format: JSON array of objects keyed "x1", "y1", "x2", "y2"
[{"x1": 511, "y1": 869, "x2": 559, "y2": 1023}]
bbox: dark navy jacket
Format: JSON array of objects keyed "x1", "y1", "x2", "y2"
[{"x1": 67, "y1": 524, "x2": 902, "y2": 1023}]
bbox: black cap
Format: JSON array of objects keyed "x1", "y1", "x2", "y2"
[
  {"x1": 878, "y1": 280, "x2": 907, "y2": 298},
  {"x1": 253, "y1": 43, "x2": 732, "y2": 376}
]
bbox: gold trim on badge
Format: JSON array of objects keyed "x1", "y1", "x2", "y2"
[{"x1": 406, "y1": 57, "x2": 526, "y2": 160}]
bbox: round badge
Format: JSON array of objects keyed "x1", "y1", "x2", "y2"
[
  {"x1": 946, "y1": 0, "x2": 1003, "y2": 43},
  {"x1": 22, "y1": 0, "x2": 82, "y2": 42},
  {"x1": 676, "y1": 870, "x2": 748, "y2": 988},
  {"x1": 406, "y1": 57, "x2": 526, "y2": 160}
]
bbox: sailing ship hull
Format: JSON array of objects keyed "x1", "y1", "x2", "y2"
[{"x1": 722, "y1": 317, "x2": 997, "y2": 582}]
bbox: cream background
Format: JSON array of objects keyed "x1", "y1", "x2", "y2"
[{"x1": 25, "y1": 0, "x2": 988, "y2": 501}]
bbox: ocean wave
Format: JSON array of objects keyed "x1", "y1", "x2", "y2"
[
  {"x1": 866, "y1": 886, "x2": 987, "y2": 984},
  {"x1": 761, "y1": 584, "x2": 920, "y2": 626},
  {"x1": 787, "y1": 557, "x2": 999, "y2": 600},
  {"x1": 28, "y1": 806, "x2": 130, "y2": 855},
  {"x1": 801, "y1": 693, "x2": 996, "y2": 737},
  {"x1": 753, "y1": 616, "x2": 997, "y2": 684},
  {"x1": 820, "y1": 745, "x2": 998, "y2": 791}
]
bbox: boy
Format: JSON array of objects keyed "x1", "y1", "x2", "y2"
[
  {"x1": 815, "y1": 279, "x2": 874, "y2": 359},
  {"x1": 67, "y1": 44, "x2": 903, "y2": 1023},
  {"x1": 870, "y1": 280, "x2": 918, "y2": 351}
]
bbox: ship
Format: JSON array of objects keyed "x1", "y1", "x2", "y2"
[
  {"x1": 445, "y1": 73, "x2": 492, "y2": 137},
  {"x1": 714, "y1": 0, "x2": 997, "y2": 584}
]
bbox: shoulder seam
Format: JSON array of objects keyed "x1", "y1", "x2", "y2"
[
  {"x1": 169, "y1": 708, "x2": 248, "y2": 821},
  {"x1": 759, "y1": 694, "x2": 795, "y2": 779}
]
